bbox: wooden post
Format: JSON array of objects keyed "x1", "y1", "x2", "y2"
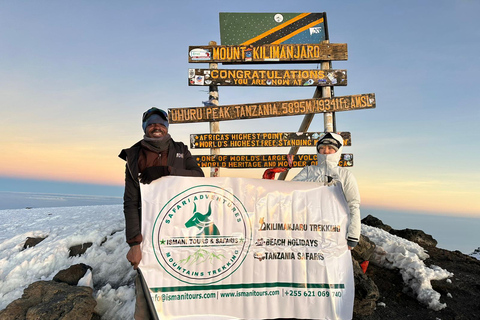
[
  {"x1": 209, "y1": 41, "x2": 220, "y2": 177},
  {"x1": 322, "y1": 40, "x2": 335, "y2": 132},
  {"x1": 278, "y1": 39, "x2": 335, "y2": 180}
]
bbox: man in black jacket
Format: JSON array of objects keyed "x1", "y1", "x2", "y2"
[{"x1": 119, "y1": 107, "x2": 204, "y2": 319}]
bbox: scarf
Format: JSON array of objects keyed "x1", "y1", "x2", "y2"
[
  {"x1": 141, "y1": 133, "x2": 171, "y2": 153},
  {"x1": 138, "y1": 134, "x2": 171, "y2": 172}
]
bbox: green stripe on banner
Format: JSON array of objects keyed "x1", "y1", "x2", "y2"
[{"x1": 150, "y1": 282, "x2": 345, "y2": 292}]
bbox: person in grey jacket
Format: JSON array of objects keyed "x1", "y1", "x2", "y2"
[
  {"x1": 292, "y1": 132, "x2": 361, "y2": 249},
  {"x1": 119, "y1": 107, "x2": 204, "y2": 319}
]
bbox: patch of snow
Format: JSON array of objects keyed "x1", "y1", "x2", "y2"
[
  {"x1": 78, "y1": 269, "x2": 93, "y2": 288},
  {"x1": 362, "y1": 224, "x2": 453, "y2": 311},
  {"x1": 470, "y1": 247, "x2": 480, "y2": 260}
]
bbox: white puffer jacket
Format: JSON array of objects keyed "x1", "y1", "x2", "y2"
[{"x1": 292, "y1": 133, "x2": 361, "y2": 247}]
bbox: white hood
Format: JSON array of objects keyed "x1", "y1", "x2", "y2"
[
  {"x1": 316, "y1": 132, "x2": 343, "y2": 169},
  {"x1": 314, "y1": 132, "x2": 344, "y2": 182}
]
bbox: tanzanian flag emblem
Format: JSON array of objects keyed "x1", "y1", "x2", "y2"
[{"x1": 219, "y1": 12, "x2": 328, "y2": 46}]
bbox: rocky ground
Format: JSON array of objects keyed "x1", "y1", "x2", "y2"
[
  {"x1": 1, "y1": 216, "x2": 479, "y2": 320},
  {"x1": 354, "y1": 216, "x2": 480, "y2": 320}
]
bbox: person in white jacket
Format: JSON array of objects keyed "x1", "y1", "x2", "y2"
[{"x1": 292, "y1": 132, "x2": 361, "y2": 249}]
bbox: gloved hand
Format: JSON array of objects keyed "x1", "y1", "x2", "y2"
[
  {"x1": 262, "y1": 167, "x2": 288, "y2": 180},
  {"x1": 140, "y1": 166, "x2": 170, "y2": 184}
]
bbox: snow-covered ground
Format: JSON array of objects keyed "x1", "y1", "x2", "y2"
[
  {"x1": 471, "y1": 248, "x2": 480, "y2": 260},
  {"x1": 0, "y1": 205, "x2": 478, "y2": 318},
  {"x1": 0, "y1": 205, "x2": 136, "y2": 319}
]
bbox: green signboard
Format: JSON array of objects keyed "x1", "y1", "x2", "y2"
[{"x1": 220, "y1": 12, "x2": 327, "y2": 45}]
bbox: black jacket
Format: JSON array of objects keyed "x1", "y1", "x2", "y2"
[{"x1": 118, "y1": 139, "x2": 204, "y2": 245}]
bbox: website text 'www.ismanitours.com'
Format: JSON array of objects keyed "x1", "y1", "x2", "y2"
[
  {"x1": 159, "y1": 289, "x2": 280, "y2": 302},
  {"x1": 220, "y1": 289, "x2": 280, "y2": 298}
]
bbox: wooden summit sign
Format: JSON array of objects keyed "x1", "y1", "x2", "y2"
[
  {"x1": 169, "y1": 93, "x2": 375, "y2": 123},
  {"x1": 188, "y1": 43, "x2": 347, "y2": 64},
  {"x1": 194, "y1": 154, "x2": 353, "y2": 168},
  {"x1": 190, "y1": 132, "x2": 351, "y2": 149},
  {"x1": 188, "y1": 68, "x2": 347, "y2": 87}
]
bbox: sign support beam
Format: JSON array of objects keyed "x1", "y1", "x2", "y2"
[
  {"x1": 322, "y1": 41, "x2": 335, "y2": 133},
  {"x1": 209, "y1": 41, "x2": 220, "y2": 177}
]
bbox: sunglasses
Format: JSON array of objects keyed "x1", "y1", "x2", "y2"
[{"x1": 142, "y1": 108, "x2": 168, "y2": 122}]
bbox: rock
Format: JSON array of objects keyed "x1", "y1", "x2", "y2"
[
  {"x1": 53, "y1": 263, "x2": 93, "y2": 286},
  {"x1": 23, "y1": 236, "x2": 47, "y2": 250},
  {"x1": 353, "y1": 258, "x2": 380, "y2": 316},
  {"x1": 354, "y1": 215, "x2": 480, "y2": 320},
  {"x1": 389, "y1": 228, "x2": 438, "y2": 248},
  {"x1": 0, "y1": 281, "x2": 98, "y2": 320},
  {"x1": 69, "y1": 242, "x2": 93, "y2": 257},
  {"x1": 361, "y1": 215, "x2": 392, "y2": 232},
  {"x1": 352, "y1": 235, "x2": 376, "y2": 263}
]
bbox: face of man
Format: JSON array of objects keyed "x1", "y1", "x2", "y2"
[
  {"x1": 318, "y1": 145, "x2": 337, "y2": 154},
  {"x1": 146, "y1": 123, "x2": 168, "y2": 138}
]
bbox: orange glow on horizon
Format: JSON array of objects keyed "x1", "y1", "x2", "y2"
[{"x1": 1, "y1": 141, "x2": 478, "y2": 219}]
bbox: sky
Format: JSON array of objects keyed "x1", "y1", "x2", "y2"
[
  {"x1": 0, "y1": 204, "x2": 465, "y2": 317},
  {"x1": 0, "y1": 0, "x2": 479, "y2": 218}
]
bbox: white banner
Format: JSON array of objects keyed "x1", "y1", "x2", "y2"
[{"x1": 139, "y1": 176, "x2": 354, "y2": 320}]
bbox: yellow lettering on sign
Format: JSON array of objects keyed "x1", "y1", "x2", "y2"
[
  {"x1": 293, "y1": 45, "x2": 300, "y2": 59},
  {"x1": 219, "y1": 47, "x2": 227, "y2": 60},
  {"x1": 272, "y1": 104, "x2": 278, "y2": 115},
  {"x1": 307, "y1": 45, "x2": 314, "y2": 58},
  {"x1": 271, "y1": 46, "x2": 279, "y2": 59},
  {"x1": 305, "y1": 100, "x2": 313, "y2": 113},
  {"x1": 253, "y1": 47, "x2": 260, "y2": 60},
  {"x1": 239, "y1": 47, "x2": 246, "y2": 59},
  {"x1": 244, "y1": 105, "x2": 251, "y2": 117},
  {"x1": 257, "y1": 105, "x2": 263, "y2": 116},
  {"x1": 212, "y1": 47, "x2": 220, "y2": 60},
  {"x1": 300, "y1": 46, "x2": 307, "y2": 59},
  {"x1": 354, "y1": 96, "x2": 362, "y2": 108},
  {"x1": 286, "y1": 46, "x2": 294, "y2": 59},
  {"x1": 232, "y1": 47, "x2": 241, "y2": 60}
]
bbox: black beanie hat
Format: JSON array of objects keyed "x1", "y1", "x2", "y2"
[
  {"x1": 316, "y1": 133, "x2": 342, "y2": 152},
  {"x1": 142, "y1": 107, "x2": 169, "y2": 132}
]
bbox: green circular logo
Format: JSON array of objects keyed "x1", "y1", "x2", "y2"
[{"x1": 152, "y1": 185, "x2": 252, "y2": 285}]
